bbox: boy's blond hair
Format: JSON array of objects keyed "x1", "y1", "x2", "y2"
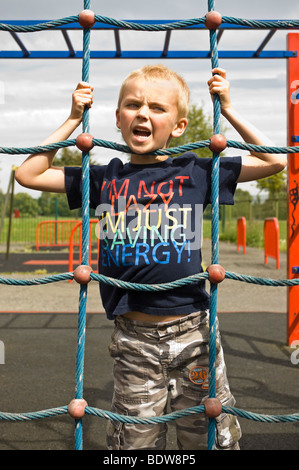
[{"x1": 118, "y1": 64, "x2": 190, "y2": 119}]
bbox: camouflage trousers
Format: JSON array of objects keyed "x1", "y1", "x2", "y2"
[{"x1": 106, "y1": 310, "x2": 242, "y2": 450}]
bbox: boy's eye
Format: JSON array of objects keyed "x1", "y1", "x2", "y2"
[
  {"x1": 152, "y1": 106, "x2": 165, "y2": 113},
  {"x1": 126, "y1": 102, "x2": 139, "y2": 109},
  {"x1": 150, "y1": 102, "x2": 166, "y2": 112}
]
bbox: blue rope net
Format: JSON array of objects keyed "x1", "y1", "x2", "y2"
[{"x1": 1, "y1": 0, "x2": 299, "y2": 451}]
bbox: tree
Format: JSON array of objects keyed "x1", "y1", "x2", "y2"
[
  {"x1": 54, "y1": 147, "x2": 97, "y2": 166},
  {"x1": 255, "y1": 170, "x2": 287, "y2": 198},
  {"x1": 169, "y1": 102, "x2": 226, "y2": 158},
  {"x1": 13, "y1": 192, "x2": 39, "y2": 217},
  {"x1": 255, "y1": 170, "x2": 287, "y2": 219},
  {"x1": 38, "y1": 192, "x2": 73, "y2": 217}
]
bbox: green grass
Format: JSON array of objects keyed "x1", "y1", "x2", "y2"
[
  {"x1": 203, "y1": 219, "x2": 287, "y2": 252},
  {"x1": 0, "y1": 217, "x2": 82, "y2": 247},
  {"x1": 0, "y1": 216, "x2": 288, "y2": 253}
]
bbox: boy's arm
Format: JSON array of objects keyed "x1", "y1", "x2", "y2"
[
  {"x1": 15, "y1": 81, "x2": 93, "y2": 193},
  {"x1": 208, "y1": 68, "x2": 287, "y2": 183}
]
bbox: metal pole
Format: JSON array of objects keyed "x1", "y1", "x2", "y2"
[{"x1": 6, "y1": 169, "x2": 15, "y2": 260}]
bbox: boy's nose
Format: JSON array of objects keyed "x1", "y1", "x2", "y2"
[{"x1": 137, "y1": 105, "x2": 149, "y2": 118}]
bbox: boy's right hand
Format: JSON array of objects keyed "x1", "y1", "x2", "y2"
[
  {"x1": 69, "y1": 81, "x2": 94, "y2": 122},
  {"x1": 208, "y1": 68, "x2": 231, "y2": 112}
]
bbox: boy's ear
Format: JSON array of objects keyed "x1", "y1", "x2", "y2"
[
  {"x1": 116, "y1": 108, "x2": 120, "y2": 129},
  {"x1": 171, "y1": 118, "x2": 188, "y2": 138}
]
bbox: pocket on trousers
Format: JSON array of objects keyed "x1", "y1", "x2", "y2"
[
  {"x1": 106, "y1": 406, "x2": 127, "y2": 450},
  {"x1": 215, "y1": 412, "x2": 242, "y2": 449},
  {"x1": 108, "y1": 327, "x2": 149, "y2": 404},
  {"x1": 108, "y1": 326, "x2": 122, "y2": 357}
]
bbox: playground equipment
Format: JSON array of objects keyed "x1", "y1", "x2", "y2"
[
  {"x1": 68, "y1": 219, "x2": 99, "y2": 275},
  {"x1": 237, "y1": 217, "x2": 246, "y2": 254},
  {"x1": 287, "y1": 33, "x2": 299, "y2": 346},
  {"x1": 36, "y1": 220, "x2": 81, "y2": 251},
  {"x1": 264, "y1": 217, "x2": 280, "y2": 269},
  {"x1": 0, "y1": 0, "x2": 299, "y2": 451}
]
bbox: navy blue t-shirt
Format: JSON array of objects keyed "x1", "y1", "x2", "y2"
[{"x1": 65, "y1": 152, "x2": 241, "y2": 320}]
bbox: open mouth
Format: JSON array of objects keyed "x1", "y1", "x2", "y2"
[{"x1": 133, "y1": 127, "x2": 151, "y2": 141}]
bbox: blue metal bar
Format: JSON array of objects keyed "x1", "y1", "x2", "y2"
[
  {"x1": 292, "y1": 136, "x2": 299, "y2": 142},
  {"x1": 9, "y1": 31, "x2": 30, "y2": 56},
  {"x1": 216, "y1": 29, "x2": 224, "y2": 44},
  {"x1": 0, "y1": 50, "x2": 295, "y2": 59},
  {"x1": 61, "y1": 30, "x2": 75, "y2": 56},
  {"x1": 162, "y1": 31, "x2": 172, "y2": 57},
  {"x1": 114, "y1": 30, "x2": 121, "y2": 57},
  {"x1": 254, "y1": 29, "x2": 277, "y2": 57},
  {"x1": 1, "y1": 18, "x2": 297, "y2": 62}
]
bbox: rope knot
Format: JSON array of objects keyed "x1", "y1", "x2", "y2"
[
  {"x1": 73, "y1": 265, "x2": 92, "y2": 284},
  {"x1": 205, "y1": 11, "x2": 222, "y2": 30},
  {"x1": 78, "y1": 10, "x2": 96, "y2": 29},
  {"x1": 209, "y1": 134, "x2": 227, "y2": 154},
  {"x1": 206, "y1": 264, "x2": 226, "y2": 284},
  {"x1": 68, "y1": 399, "x2": 88, "y2": 419},
  {"x1": 76, "y1": 133, "x2": 94, "y2": 152},
  {"x1": 204, "y1": 398, "x2": 222, "y2": 418}
]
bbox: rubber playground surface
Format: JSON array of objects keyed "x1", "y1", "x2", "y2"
[{"x1": 0, "y1": 240, "x2": 298, "y2": 450}]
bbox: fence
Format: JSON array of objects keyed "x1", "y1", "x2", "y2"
[
  {"x1": 220, "y1": 196, "x2": 287, "y2": 222},
  {"x1": 0, "y1": 197, "x2": 288, "y2": 253},
  {"x1": 36, "y1": 220, "x2": 82, "y2": 251},
  {"x1": 68, "y1": 220, "x2": 99, "y2": 275}
]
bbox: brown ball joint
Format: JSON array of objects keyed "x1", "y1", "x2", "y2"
[
  {"x1": 78, "y1": 10, "x2": 96, "y2": 29},
  {"x1": 205, "y1": 11, "x2": 222, "y2": 30},
  {"x1": 209, "y1": 134, "x2": 227, "y2": 154},
  {"x1": 68, "y1": 398, "x2": 88, "y2": 419},
  {"x1": 73, "y1": 265, "x2": 92, "y2": 285},
  {"x1": 76, "y1": 133, "x2": 94, "y2": 153},
  {"x1": 204, "y1": 398, "x2": 222, "y2": 418},
  {"x1": 206, "y1": 264, "x2": 225, "y2": 284}
]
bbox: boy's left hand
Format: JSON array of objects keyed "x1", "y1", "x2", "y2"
[
  {"x1": 208, "y1": 68, "x2": 231, "y2": 111},
  {"x1": 70, "y1": 81, "x2": 94, "y2": 122}
]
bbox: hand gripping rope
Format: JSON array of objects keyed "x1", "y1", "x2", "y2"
[{"x1": 0, "y1": 0, "x2": 299, "y2": 451}]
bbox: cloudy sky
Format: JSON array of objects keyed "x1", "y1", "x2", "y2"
[{"x1": 0, "y1": 0, "x2": 299, "y2": 197}]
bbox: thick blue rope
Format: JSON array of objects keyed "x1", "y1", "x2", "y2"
[
  {"x1": 1, "y1": 16, "x2": 299, "y2": 33},
  {"x1": 206, "y1": 0, "x2": 221, "y2": 450},
  {"x1": 73, "y1": 0, "x2": 91, "y2": 451},
  {"x1": 1, "y1": 138, "x2": 297, "y2": 155},
  {"x1": 1, "y1": 404, "x2": 298, "y2": 425},
  {"x1": 1, "y1": 270, "x2": 299, "y2": 288}
]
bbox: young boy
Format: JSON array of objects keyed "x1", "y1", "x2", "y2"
[{"x1": 15, "y1": 65, "x2": 286, "y2": 450}]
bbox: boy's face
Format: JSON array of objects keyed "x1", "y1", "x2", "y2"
[{"x1": 116, "y1": 77, "x2": 187, "y2": 163}]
